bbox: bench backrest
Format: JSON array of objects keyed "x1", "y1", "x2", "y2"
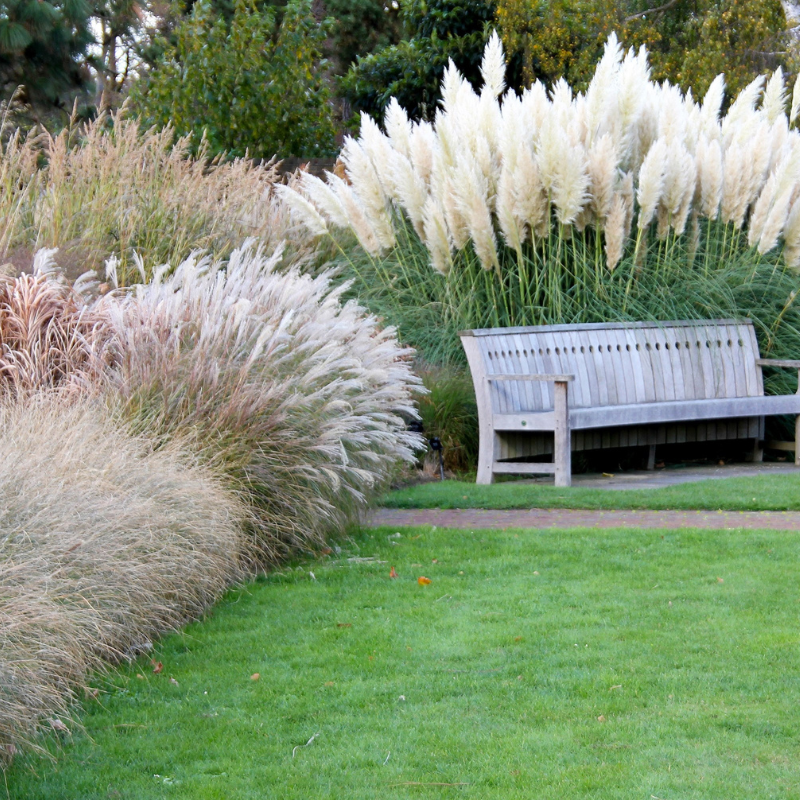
[{"x1": 460, "y1": 320, "x2": 763, "y2": 414}]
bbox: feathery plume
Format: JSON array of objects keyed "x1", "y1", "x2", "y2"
[
  {"x1": 791, "y1": 73, "x2": 800, "y2": 125},
  {"x1": 697, "y1": 136, "x2": 723, "y2": 219},
  {"x1": 422, "y1": 197, "x2": 453, "y2": 275},
  {"x1": 762, "y1": 68, "x2": 786, "y2": 124},
  {"x1": 273, "y1": 185, "x2": 329, "y2": 236},
  {"x1": 480, "y1": 32, "x2": 506, "y2": 98},
  {"x1": 604, "y1": 193, "x2": 627, "y2": 271},
  {"x1": 637, "y1": 137, "x2": 668, "y2": 229}
]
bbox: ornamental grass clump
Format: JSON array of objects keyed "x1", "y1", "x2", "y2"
[
  {"x1": 0, "y1": 250, "x2": 113, "y2": 396},
  {"x1": 0, "y1": 107, "x2": 314, "y2": 285},
  {"x1": 0, "y1": 394, "x2": 247, "y2": 762},
  {"x1": 281, "y1": 31, "x2": 800, "y2": 274},
  {"x1": 278, "y1": 32, "x2": 800, "y2": 371},
  {"x1": 105, "y1": 241, "x2": 424, "y2": 563}
]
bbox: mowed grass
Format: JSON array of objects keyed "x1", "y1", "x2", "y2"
[
  {"x1": 383, "y1": 472, "x2": 800, "y2": 511},
  {"x1": 8, "y1": 524, "x2": 800, "y2": 799}
]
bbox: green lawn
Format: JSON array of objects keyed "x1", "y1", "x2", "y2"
[
  {"x1": 383, "y1": 472, "x2": 800, "y2": 511},
  {"x1": 8, "y1": 524, "x2": 800, "y2": 799}
]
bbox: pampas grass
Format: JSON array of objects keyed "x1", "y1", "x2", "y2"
[
  {"x1": 281, "y1": 30, "x2": 800, "y2": 283},
  {"x1": 0, "y1": 394, "x2": 247, "y2": 761}
]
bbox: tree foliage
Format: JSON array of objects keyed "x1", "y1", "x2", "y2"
[
  {"x1": 341, "y1": 0, "x2": 498, "y2": 121},
  {"x1": 132, "y1": 0, "x2": 337, "y2": 158},
  {"x1": 495, "y1": 0, "x2": 792, "y2": 98},
  {"x1": 0, "y1": 0, "x2": 94, "y2": 116}
]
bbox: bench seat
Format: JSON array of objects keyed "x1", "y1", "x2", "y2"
[
  {"x1": 460, "y1": 320, "x2": 800, "y2": 486},
  {"x1": 495, "y1": 394, "x2": 800, "y2": 432}
]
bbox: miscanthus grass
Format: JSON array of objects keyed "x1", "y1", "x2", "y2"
[{"x1": 0, "y1": 105, "x2": 318, "y2": 285}]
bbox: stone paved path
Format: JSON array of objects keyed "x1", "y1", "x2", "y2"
[{"x1": 369, "y1": 508, "x2": 800, "y2": 531}]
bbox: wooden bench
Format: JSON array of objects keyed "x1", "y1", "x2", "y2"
[{"x1": 460, "y1": 320, "x2": 800, "y2": 487}]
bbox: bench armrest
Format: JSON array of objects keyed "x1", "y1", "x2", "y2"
[
  {"x1": 756, "y1": 359, "x2": 800, "y2": 368},
  {"x1": 486, "y1": 374, "x2": 575, "y2": 382}
]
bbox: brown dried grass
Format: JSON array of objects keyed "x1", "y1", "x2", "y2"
[
  {"x1": 0, "y1": 107, "x2": 324, "y2": 285},
  {"x1": 0, "y1": 394, "x2": 248, "y2": 762}
]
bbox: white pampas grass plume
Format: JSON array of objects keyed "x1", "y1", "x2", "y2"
[
  {"x1": 721, "y1": 143, "x2": 746, "y2": 225},
  {"x1": 701, "y1": 74, "x2": 726, "y2": 132},
  {"x1": 759, "y1": 186, "x2": 793, "y2": 254},
  {"x1": 440, "y1": 59, "x2": 464, "y2": 114},
  {"x1": 791, "y1": 74, "x2": 800, "y2": 125},
  {"x1": 604, "y1": 193, "x2": 627, "y2": 271},
  {"x1": 588, "y1": 133, "x2": 618, "y2": 220},
  {"x1": 762, "y1": 68, "x2": 786, "y2": 124},
  {"x1": 782, "y1": 197, "x2": 800, "y2": 267},
  {"x1": 299, "y1": 172, "x2": 350, "y2": 228},
  {"x1": 456, "y1": 167, "x2": 499, "y2": 272},
  {"x1": 384, "y1": 98, "x2": 412, "y2": 158},
  {"x1": 637, "y1": 137, "x2": 668, "y2": 229},
  {"x1": 514, "y1": 147, "x2": 549, "y2": 239},
  {"x1": 697, "y1": 136, "x2": 723, "y2": 219},
  {"x1": 442, "y1": 174, "x2": 470, "y2": 250},
  {"x1": 274, "y1": 185, "x2": 329, "y2": 236},
  {"x1": 409, "y1": 122, "x2": 436, "y2": 186},
  {"x1": 422, "y1": 197, "x2": 452, "y2": 275},
  {"x1": 391, "y1": 154, "x2": 428, "y2": 234},
  {"x1": 551, "y1": 144, "x2": 590, "y2": 225},
  {"x1": 723, "y1": 75, "x2": 765, "y2": 144},
  {"x1": 341, "y1": 131, "x2": 395, "y2": 249},
  {"x1": 326, "y1": 173, "x2": 382, "y2": 255},
  {"x1": 748, "y1": 173, "x2": 777, "y2": 248},
  {"x1": 497, "y1": 167, "x2": 522, "y2": 251},
  {"x1": 480, "y1": 31, "x2": 506, "y2": 98}
]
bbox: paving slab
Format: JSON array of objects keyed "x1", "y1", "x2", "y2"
[
  {"x1": 535, "y1": 462, "x2": 800, "y2": 491},
  {"x1": 369, "y1": 508, "x2": 800, "y2": 531}
]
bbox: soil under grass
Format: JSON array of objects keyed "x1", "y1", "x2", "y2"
[
  {"x1": 7, "y1": 524, "x2": 800, "y2": 799},
  {"x1": 383, "y1": 472, "x2": 800, "y2": 511}
]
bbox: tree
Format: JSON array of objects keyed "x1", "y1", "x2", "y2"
[
  {"x1": 341, "y1": 0, "x2": 500, "y2": 121},
  {"x1": 132, "y1": 0, "x2": 337, "y2": 158},
  {"x1": 495, "y1": 0, "x2": 792, "y2": 98},
  {"x1": 0, "y1": 0, "x2": 94, "y2": 118}
]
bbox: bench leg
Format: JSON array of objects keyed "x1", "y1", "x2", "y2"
[
  {"x1": 476, "y1": 430, "x2": 496, "y2": 485},
  {"x1": 750, "y1": 438, "x2": 764, "y2": 463},
  {"x1": 554, "y1": 381, "x2": 571, "y2": 487},
  {"x1": 795, "y1": 416, "x2": 800, "y2": 467},
  {"x1": 646, "y1": 444, "x2": 656, "y2": 470}
]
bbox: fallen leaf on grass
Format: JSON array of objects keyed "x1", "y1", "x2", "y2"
[
  {"x1": 136, "y1": 674, "x2": 145, "y2": 680},
  {"x1": 418, "y1": 576, "x2": 432, "y2": 585},
  {"x1": 48, "y1": 718, "x2": 70, "y2": 733},
  {"x1": 514, "y1": 636, "x2": 523, "y2": 642},
  {"x1": 324, "y1": 681, "x2": 335, "y2": 687},
  {"x1": 251, "y1": 673, "x2": 260, "y2": 681},
  {"x1": 151, "y1": 661, "x2": 163, "y2": 674},
  {"x1": 717, "y1": 577, "x2": 725, "y2": 583},
  {"x1": 432, "y1": 559, "x2": 438, "y2": 563},
  {"x1": 597, "y1": 715, "x2": 606, "y2": 722},
  {"x1": 84, "y1": 687, "x2": 99, "y2": 699},
  {"x1": 169, "y1": 678, "x2": 179, "y2": 686},
  {"x1": 389, "y1": 566, "x2": 398, "y2": 578},
  {"x1": 337, "y1": 622, "x2": 352, "y2": 628}
]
